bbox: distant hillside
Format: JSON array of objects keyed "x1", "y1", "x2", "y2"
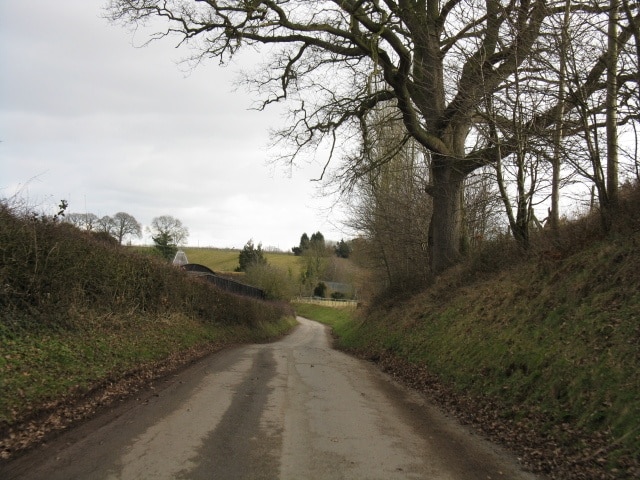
[{"x1": 175, "y1": 247, "x2": 304, "y2": 276}]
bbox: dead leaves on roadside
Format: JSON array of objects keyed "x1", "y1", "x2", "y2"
[
  {"x1": 358, "y1": 349, "x2": 639, "y2": 480},
  {"x1": 0, "y1": 342, "x2": 223, "y2": 462}
]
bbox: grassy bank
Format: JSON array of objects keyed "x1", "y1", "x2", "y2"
[
  {"x1": 294, "y1": 230, "x2": 640, "y2": 479},
  {"x1": 0, "y1": 313, "x2": 296, "y2": 432},
  {"x1": 0, "y1": 204, "x2": 296, "y2": 459}
]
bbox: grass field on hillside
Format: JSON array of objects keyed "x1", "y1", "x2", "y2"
[
  {"x1": 181, "y1": 248, "x2": 240, "y2": 271},
  {"x1": 182, "y1": 247, "x2": 303, "y2": 275}
]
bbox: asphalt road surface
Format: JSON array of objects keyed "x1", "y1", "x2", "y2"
[{"x1": 1, "y1": 317, "x2": 539, "y2": 480}]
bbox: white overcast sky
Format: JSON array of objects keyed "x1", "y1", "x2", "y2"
[{"x1": 0, "y1": 0, "x2": 350, "y2": 251}]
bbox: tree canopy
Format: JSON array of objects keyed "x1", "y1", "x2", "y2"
[
  {"x1": 237, "y1": 239, "x2": 268, "y2": 272},
  {"x1": 112, "y1": 212, "x2": 142, "y2": 245},
  {"x1": 65, "y1": 211, "x2": 141, "y2": 245},
  {"x1": 152, "y1": 231, "x2": 179, "y2": 260},
  {"x1": 148, "y1": 215, "x2": 189, "y2": 246},
  {"x1": 108, "y1": 0, "x2": 640, "y2": 274},
  {"x1": 334, "y1": 239, "x2": 352, "y2": 259}
]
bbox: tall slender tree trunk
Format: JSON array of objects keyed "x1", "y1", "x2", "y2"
[
  {"x1": 550, "y1": 0, "x2": 572, "y2": 233},
  {"x1": 514, "y1": 150, "x2": 531, "y2": 247},
  {"x1": 605, "y1": 0, "x2": 620, "y2": 218},
  {"x1": 621, "y1": 1, "x2": 640, "y2": 112}
]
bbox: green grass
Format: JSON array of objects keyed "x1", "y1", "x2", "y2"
[
  {"x1": 0, "y1": 313, "x2": 297, "y2": 428},
  {"x1": 180, "y1": 247, "x2": 242, "y2": 272},
  {"x1": 294, "y1": 303, "x2": 356, "y2": 328},
  {"x1": 293, "y1": 303, "x2": 364, "y2": 350},
  {"x1": 178, "y1": 247, "x2": 303, "y2": 275}
]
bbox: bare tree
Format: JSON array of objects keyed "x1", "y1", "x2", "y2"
[
  {"x1": 64, "y1": 213, "x2": 87, "y2": 229},
  {"x1": 476, "y1": 0, "x2": 638, "y2": 240},
  {"x1": 606, "y1": 0, "x2": 621, "y2": 216},
  {"x1": 346, "y1": 110, "x2": 431, "y2": 289},
  {"x1": 549, "y1": 0, "x2": 572, "y2": 233},
  {"x1": 112, "y1": 212, "x2": 142, "y2": 245},
  {"x1": 478, "y1": 59, "x2": 553, "y2": 248},
  {"x1": 65, "y1": 212, "x2": 100, "y2": 231},
  {"x1": 555, "y1": 1, "x2": 640, "y2": 227},
  {"x1": 621, "y1": 1, "x2": 640, "y2": 127},
  {"x1": 97, "y1": 215, "x2": 116, "y2": 236},
  {"x1": 83, "y1": 213, "x2": 99, "y2": 231},
  {"x1": 463, "y1": 168, "x2": 505, "y2": 248},
  {"x1": 149, "y1": 215, "x2": 189, "y2": 246},
  {"x1": 107, "y1": 0, "x2": 640, "y2": 273}
]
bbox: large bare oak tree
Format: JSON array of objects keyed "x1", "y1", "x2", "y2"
[{"x1": 108, "y1": 0, "x2": 639, "y2": 274}]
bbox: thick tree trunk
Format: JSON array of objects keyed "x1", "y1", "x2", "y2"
[{"x1": 429, "y1": 158, "x2": 465, "y2": 274}]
